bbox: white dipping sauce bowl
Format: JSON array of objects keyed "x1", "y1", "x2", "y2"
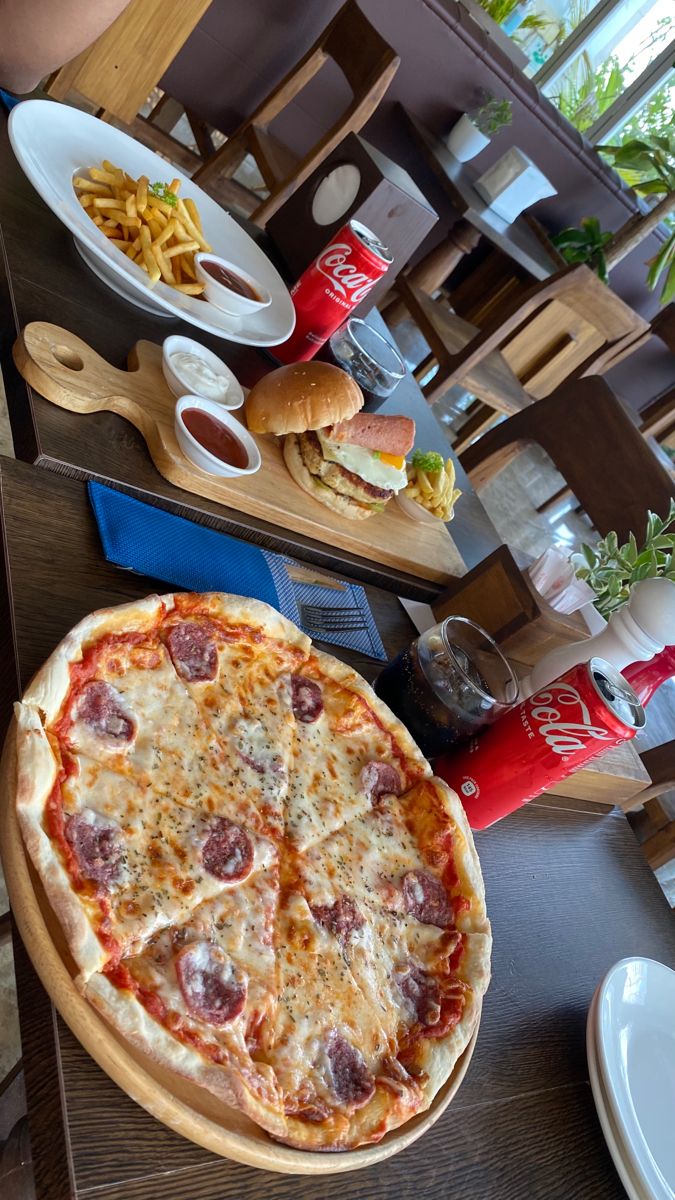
[
  {"x1": 396, "y1": 492, "x2": 445, "y2": 525},
  {"x1": 195, "y1": 253, "x2": 272, "y2": 318},
  {"x1": 174, "y1": 395, "x2": 261, "y2": 478},
  {"x1": 162, "y1": 334, "x2": 244, "y2": 408}
]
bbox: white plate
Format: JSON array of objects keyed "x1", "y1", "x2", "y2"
[
  {"x1": 9, "y1": 100, "x2": 295, "y2": 347},
  {"x1": 595, "y1": 959, "x2": 675, "y2": 1200},
  {"x1": 587, "y1": 988, "x2": 649, "y2": 1200}
]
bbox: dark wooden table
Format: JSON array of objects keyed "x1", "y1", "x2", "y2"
[
  {"x1": 400, "y1": 106, "x2": 561, "y2": 282},
  {"x1": 3, "y1": 458, "x2": 675, "y2": 1200},
  {"x1": 0, "y1": 114, "x2": 500, "y2": 592}
]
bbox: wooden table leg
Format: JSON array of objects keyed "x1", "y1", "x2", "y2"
[{"x1": 381, "y1": 220, "x2": 481, "y2": 326}]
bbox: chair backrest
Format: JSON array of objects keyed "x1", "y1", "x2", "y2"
[
  {"x1": 461, "y1": 376, "x2": 675, "y2": 543},
  {"x1": 324, "y1": 0, "x2": 400, "y2": 95},
  {"x1": 249, "y1": 0, "x2": 398, "y2": 128},
  {"x1": 486, "y1": 265, "x2": 649, "y2": 398},
  {"x1": 44, "y1": 0, "x2": 211, "y2": 124}
]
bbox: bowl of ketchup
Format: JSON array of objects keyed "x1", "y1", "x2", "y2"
[
  {"x1": 175, "y1": 396, "x2": 261, "y2": 478},
  {"x1": 195, "y1": 253, "x2": 272, "y2": 318}
]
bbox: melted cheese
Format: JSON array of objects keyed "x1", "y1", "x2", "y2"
[{"x1": 39, "y1": 604, "x2": 486, "y2": 1146}]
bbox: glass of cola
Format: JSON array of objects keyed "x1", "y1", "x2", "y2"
[
  {"x1": 374, "y1": 617, "x2": 519, "y2": 759},
  {"x1": 326, "y1": 317, "x2": 405, "y2": 403}
]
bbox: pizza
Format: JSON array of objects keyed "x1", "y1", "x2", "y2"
[{"x1": 14, "y1": 591, "x2": 491, "y2": 1151}]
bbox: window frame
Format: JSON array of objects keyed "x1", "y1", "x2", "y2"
[{"x1": 529, "y1": 0, "x2": 673, "y2": 146}]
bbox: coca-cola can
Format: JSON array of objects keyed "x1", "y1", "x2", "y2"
[
  {"x1": 273, "y1": 220, "x2": 393, "y2": 363},
  {"x1": 436, "y1": 658, "x2": 645, "y2": 830}
]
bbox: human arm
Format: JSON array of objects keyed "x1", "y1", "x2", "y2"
[{"x1": 0, "y1": 0, "x2": 133, "y2": 94}]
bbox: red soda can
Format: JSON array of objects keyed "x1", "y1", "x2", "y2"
[
  {"x1": 273, "y1": 220, "x2": 393, "y2": 363},
  {"x1": 436, "y1": 658, "x2": 645, "y2": 830}
]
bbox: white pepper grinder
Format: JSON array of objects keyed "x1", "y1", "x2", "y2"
[{"x1": 521, "y1": 576, "x2": 675, "y2": 699}]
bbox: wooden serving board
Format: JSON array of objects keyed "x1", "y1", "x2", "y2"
[
  {"x1": 13, "y1": 322, "x2": 465, "y2": 584},
  {"x1": 0, "y1": 722, "x2": 479, "y2": 1174}
]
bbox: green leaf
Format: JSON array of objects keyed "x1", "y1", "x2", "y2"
[
  {"x1": 605, "y1": 530, "x2": 619, "y2": 556},
  {"x1": 625, "y1": 532, "x2": 638, "y2": 564},
  {"x1": 647, "y1": 510, "x2": 664, "y2": 540},
  {"x1": 650, "y1": 535, "x2": 675, "y2": 549},
  {"x1": 410, "y1": 449, "x2": 444, "y2": 473},
  {"x1": 581, "y1": 542, "x2": 598, "y2": 569},
  {"x1": 149, "y1": 181, "x2": 178, "y2": 207},
  {"x1": 635, "y1": 178, "x2": 670, "y2": 196},
  {"x1": 659, "y1": 259, "x2": 675, "y2": 306}
]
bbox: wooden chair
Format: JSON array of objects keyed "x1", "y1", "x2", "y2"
[
  {"x1": 192, "y1": 0, "x2": 399, "y2": 226},
  {"x1": 43, "y1": 0, "x2": 211, "y2": 124},
  {"x1": 389, "y1": 264, "x2": 649, "y2": 429},
  {"x1": 389, "y1": 262, "x2": 648, "y2": 417},
  {"x1": 459, "y1": 376, "x2": 675, "y2": 544},
  {"x1": 379, "y1": 221, "x2": 481, "y2": 327}
]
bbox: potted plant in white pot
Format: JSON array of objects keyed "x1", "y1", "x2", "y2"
[{"x1": 446, "y1": 94, "x2": 513, "y2": 162}]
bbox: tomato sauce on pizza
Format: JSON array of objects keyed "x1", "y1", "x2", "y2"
[{"x1": 14, "y1": 592, "x2": 491, "y2": 1151}]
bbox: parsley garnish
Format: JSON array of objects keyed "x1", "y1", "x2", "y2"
[
  {"x1": 150, "y1": 181, "x2": 178, "y2": 207},
  {"x1": 411, "y1": 449, "x2": 444, "y2": 473}
]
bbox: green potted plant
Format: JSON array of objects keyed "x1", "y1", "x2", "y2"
[
  {"x1": 571, "y1": 500, "x2": 675, "y2": 619},
  {"x1": 551, "y1": 216, "x2": 613, "y2": 284},
  {"x1": 598, "y1": 134, "x2": 675, "y2": 304},
  {"x1": 447, "y1": 93, "x2": 513, "y2": 162}
]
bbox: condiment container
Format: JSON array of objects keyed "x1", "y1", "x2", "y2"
[
  {"x1": 162, "y1": 335, "x2": 244, "y2": 408},
  {"x1": 174, "y1": 396, "x2": 261, "y2": 478}
]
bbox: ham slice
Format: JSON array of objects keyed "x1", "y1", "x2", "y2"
[{"x1": 328, "y1": 413, "x2": 415, "y2": 455}]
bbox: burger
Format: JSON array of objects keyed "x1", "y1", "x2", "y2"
[{"x1": 245, "y1": 362, "x2": 415, "y2": 520}]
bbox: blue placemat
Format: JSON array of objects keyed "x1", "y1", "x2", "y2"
[
  {"x1": 0, "y1": 90, "x2": 21, "y2": 113},
  {"x1": 88, "y1": 482, "x2": 386, "y2": 659}
]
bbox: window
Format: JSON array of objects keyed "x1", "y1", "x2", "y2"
[{"x1": 475, "y1": 0, "x2": 674, "y2": 145}]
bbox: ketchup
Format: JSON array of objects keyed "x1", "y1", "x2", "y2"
[
  {"x1": 200, "y1": 259, "x2": 260, "y2": 301},
  {"x1": 182, "y1": 408, "x2": 249, "y2": 468}
]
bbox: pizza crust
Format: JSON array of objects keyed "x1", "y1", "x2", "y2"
[
  {"x1": 14, "y1": 703, "x2": 108, "y2": 980},
  {"x1": 14, "y1": 593, "x2": 492, "y2": 1153},
  {"x1": 85, "y1": 972, "x2": 289, "y2": 1141}
]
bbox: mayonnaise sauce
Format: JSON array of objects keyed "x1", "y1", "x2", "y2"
[{"x1": 170, "y1": 350, "x2": 230, "y2": 401}]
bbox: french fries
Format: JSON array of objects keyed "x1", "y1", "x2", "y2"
[
  {"x1": 403, "y1": 450, "x2": 462, "y2": 523},
  {"x1": 73, "y1": 163, "x2": 212, "y2": 295}
]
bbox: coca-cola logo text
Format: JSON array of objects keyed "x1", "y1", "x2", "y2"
[
  {"x1": 528, "y1": 683, "x2": 611, "y2": 757},
  {"x1": 315, "y1": 243, "x2": 379, "y2": 305}
]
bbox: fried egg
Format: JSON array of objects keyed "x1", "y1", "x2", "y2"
[{"x1": 317, "y1": 431, "x2": 408, "y2": 492}]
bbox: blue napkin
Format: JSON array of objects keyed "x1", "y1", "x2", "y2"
[
  {"x1": 88, "y1": 482, "x2": 385, "y2": 660},
  {"x1": 0, "y1": 90, "x2": 22, "y2": 112}
]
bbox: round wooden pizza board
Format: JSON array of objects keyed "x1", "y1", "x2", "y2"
[{"x1": 0, "y1": 721, "x2": 480, "y2": 1175}]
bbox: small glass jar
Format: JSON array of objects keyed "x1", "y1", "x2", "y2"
[{"x1": 375, "y1": 616, "x2": 519, "y2": 759}]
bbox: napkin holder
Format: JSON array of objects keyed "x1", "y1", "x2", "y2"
[
  {"x1": 431, "y1": 545, "x2": 589, "y2": 668},
  {"x1": 474, "y1": 149, "x2": 556, "y2": 223},
  {"x1": 266, "y1": 134, "x2": 438, "y2": 315}
]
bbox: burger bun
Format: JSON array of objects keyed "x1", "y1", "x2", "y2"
[{"x1": 245, "y1": 361, "x2": 363, "y2": 435}]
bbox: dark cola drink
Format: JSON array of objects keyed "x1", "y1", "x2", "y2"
[
  {"x1": 374, "y1": 617, "x2": 518, "y2": 759},
  {"x1": 323, "y1": 318, "x2": 405, "y2": 404}
]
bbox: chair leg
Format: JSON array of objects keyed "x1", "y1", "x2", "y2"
[
  {"x1": 619, "y1": 780, "x2": 675, "y2": 814},
  {"x1": 413, "y1": 352, "x2": 437, "y2": 385},
  {"x1": 459, "y1": 411, "x2": 532, "y2": 487},
  {"x1": 193, "y1": 132, "x2": 252, "y2": 187},
  {"x1": 535, "y1": 484, "x2": 574, "y2": 515}
]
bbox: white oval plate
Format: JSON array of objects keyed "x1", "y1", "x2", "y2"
[
  {"x1": 595, "y1": 958, "x2": 675, "y2": 1200},
  {"x1": 9, "y1": 100, "x2": 295, "y2": 347},
  {"x1": 587, "y1": 988, "x2": 648, "y2": 1200}
]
